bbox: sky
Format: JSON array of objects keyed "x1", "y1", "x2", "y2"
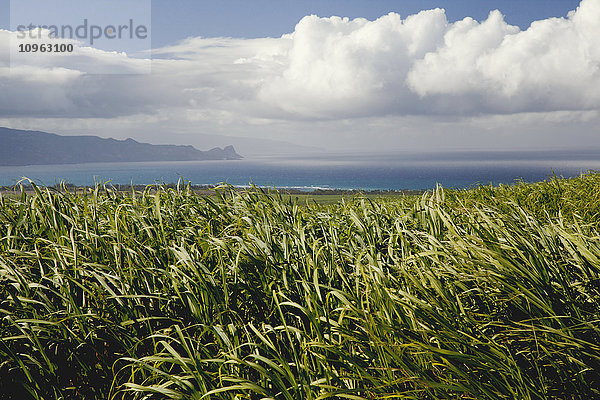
[{"x1": 0, "y1": 0, "x2": 598, "y2": 155}]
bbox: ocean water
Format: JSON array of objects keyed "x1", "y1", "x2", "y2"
[{"x1": 1, "y1": 150, "x2": 599, "y2": 190}]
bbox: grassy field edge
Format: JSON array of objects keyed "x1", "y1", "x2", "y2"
[{"x1": 1, "y1": 173, "x2": 599, "y2": 399}]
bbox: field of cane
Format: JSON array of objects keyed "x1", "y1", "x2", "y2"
[{"x1": 1, "y1": 173, "x2": 600, "y2": 399}]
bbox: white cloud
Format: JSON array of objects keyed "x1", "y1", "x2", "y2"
[
  {"x1": 0, "y1": 1, "x2": 599, "y2": 151},
  {"x1": 257, "y1": 0, "x2": 600, "y2": 117},
  {"x1": 406, "y1": 10, "x2": 519, "y2": 97},
  {"x1": 257, "y1": 10, "x2": 447, "y2": 117},
  {"x1": 407, "y1": 0, "x2": 600, "y2": 114}
]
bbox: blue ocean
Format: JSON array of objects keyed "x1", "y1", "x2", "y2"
[{"x1": 1, "y1": 150, "x2": 599, "y2": 190}]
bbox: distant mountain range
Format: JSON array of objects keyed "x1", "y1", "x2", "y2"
[{"x1": 0, "y1": 127, "x2": 242, "y2": 166}]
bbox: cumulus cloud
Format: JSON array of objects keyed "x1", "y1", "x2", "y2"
[
  {"x1": 257, "y1": 10, "x2": 448, "y2": 117},
  {"x1": 406, "y1": 0, "x2": 600, "y2": 114},
  {"x1": 0, "y1": 0, "x2": 599, "y2": 146},
  {"x1": 258, "y1": 0, "x2": 600, "y2": 117}
]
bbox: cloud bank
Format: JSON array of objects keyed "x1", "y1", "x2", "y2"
[
  {"x1": 259, "y1": 0, "x2": 600, "y2": 117},
  {"x1": 0, "y1": 0, "x2": 599, "y2": 150}
]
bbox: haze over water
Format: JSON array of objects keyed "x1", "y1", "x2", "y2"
[{"x1": 1, "y1": 151, "x2": 599, "y2": 190}]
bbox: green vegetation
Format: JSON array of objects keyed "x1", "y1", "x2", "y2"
[
  {"x1": 1, "y1": 173, "x2": 599, "y2": 399},
  {"x1": 282, "y1": 191, "x2": 424, "y2": 205}
]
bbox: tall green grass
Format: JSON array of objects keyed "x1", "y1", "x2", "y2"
[{"x1": 1, "y1": 173, "x2": 599, "y2": 399}]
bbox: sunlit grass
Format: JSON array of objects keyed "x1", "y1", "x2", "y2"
[{"x1": 1, "y1": 173, "x2": 599, "y2": 399}]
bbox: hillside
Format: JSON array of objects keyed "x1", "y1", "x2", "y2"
[{"x1": 0, "y1": 127, "x2": 242, "y2": 166}]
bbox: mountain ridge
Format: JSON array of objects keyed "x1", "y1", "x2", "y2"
[{"x1": 0, "y1": 127, "x2": 243, "y2": 166}]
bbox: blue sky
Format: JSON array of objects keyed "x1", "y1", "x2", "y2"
[
  {"x1": 1, "y1": 0, "x2": 598, "y2": 154},
  {"x1": 1, "y1": 0, "x2": 582, "y2": 46},
  {"x1": 149, "y1": 0, "x2": 581, "y2": 43}
]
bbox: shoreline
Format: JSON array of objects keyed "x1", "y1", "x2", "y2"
[{"x1": 0, "y1": 182, "x2": 427, "y2": 196}]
